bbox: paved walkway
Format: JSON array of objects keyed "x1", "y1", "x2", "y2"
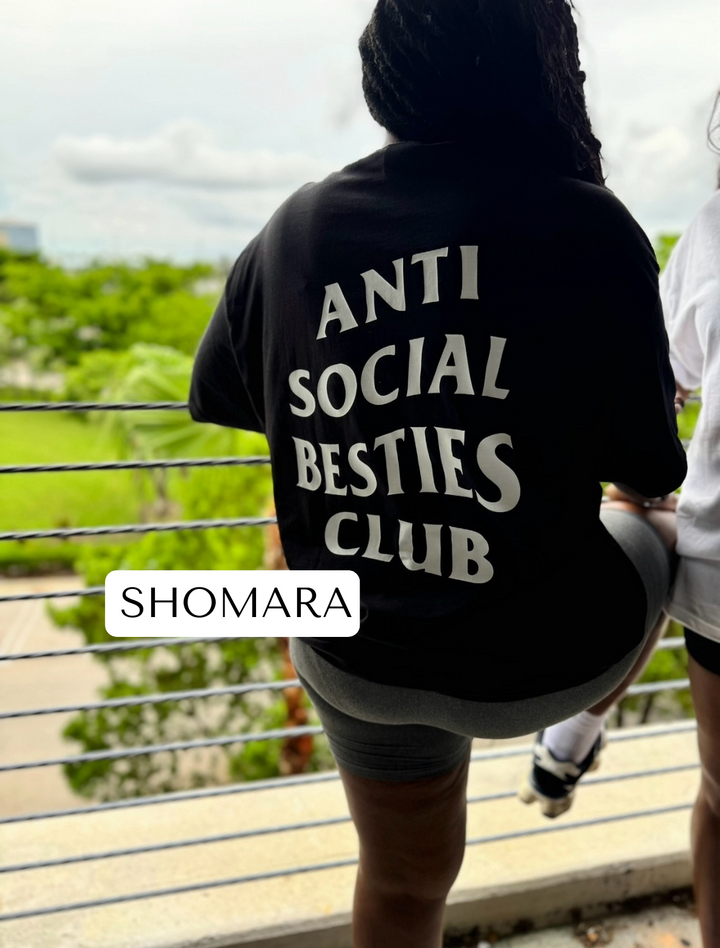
[{"x1": 0, "y1": 575, "x2": 106, "y2": 816}]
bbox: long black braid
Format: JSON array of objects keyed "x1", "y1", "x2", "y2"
[{"x1": 359, "y1": 0, "x2": 605, "y2": 187}]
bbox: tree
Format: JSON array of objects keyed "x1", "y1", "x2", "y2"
[
  {"x1": 0, "y1": 254, "x2": 217, "y2": 370},
  {"x1": 654, "y1": 234, "x2": 681, "y2": 272}
]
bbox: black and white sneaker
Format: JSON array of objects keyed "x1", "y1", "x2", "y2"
[{"x1": 518, "y1": 728, "x2": 607, "y2": 818}]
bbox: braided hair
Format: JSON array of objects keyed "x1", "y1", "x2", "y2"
[{"x1": 359, "y1": 0, "x2": 605, "y2": 187}]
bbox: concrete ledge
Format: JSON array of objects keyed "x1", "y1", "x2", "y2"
[
  {"x1": 444, "y1": 852, "x2": 692, "y2": 938},
  {"x1": 1, "y1": 727, "x2": 699, "y2": 948},
  {"x1": 221, "y1": 854, "x2": 693, "y2": 948}
]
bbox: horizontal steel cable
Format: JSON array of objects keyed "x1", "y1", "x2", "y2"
[
  {"x1": 0, "y1": 721, "x2": 698, "y2": 825},
  {"x1": 0, "y1": 816, "x2": 352, "y2": 875},
  {"x1": 627, "y1": 678, "x2": 690, "y2": 696},
  {"x1": 0, "y1": 762, "x2": 701, "y2": 875},
  {"x1": 0, "y1": 633, "x2": 688, "y2": 659},
  {"x1": 0, "y1": 856, "x2": 360, "y2": 922},
  {"x1": 0, "y1": 586, "x2": 105, "y2": 603},
  {"x1": 0, "y1": 402, "x2": 190, "y2": 412},
  {"x1": 0, "y1": 724, "x2": 324, "y2": 772},
  {"x1": 607, "y1": 720, "x2": 696, "y2": 741},
  {"x1": 0, "y1": 718, "x2": 698, "y2": 779},
  {"x1": 655, "y1": 637, "x2": 687, "y2": 651},
  {"x1": 0, "y1": 679, "x2": 302, "y2": 719},
  {"x1": 0, "y1": 398, "x2": 706, "y2": 413},
  {"x1": 0, "y1": 516, "x2": 276, "y2": 542},
  {"x1": 464, "y1": 801, "x2": 693, "y2": 847},
  {"x1": 0, "y1": 770, "x2": 344, "y2": 825},
  {"x1": 0, "y1": 635, "x2": 231, "y2": 657},
  {"x1": 0, "y1": 801, "x2": 694, "y2": 923},
  {"x1": 0, "y1": 457, "x2": 270, "y2": 475},
  {"x1": 0, "y1": 674, "x2": 691, "y2": 720}
]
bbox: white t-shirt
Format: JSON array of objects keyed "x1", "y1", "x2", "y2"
[{"x1": 661, "y1": 189, "x2": 720, "y2": 638}]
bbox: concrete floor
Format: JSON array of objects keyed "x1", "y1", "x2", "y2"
[{"x1": 494, "y1": 901, "x2": 699, "y2": 948}]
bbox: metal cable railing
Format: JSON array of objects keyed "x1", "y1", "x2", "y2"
[
  {"x1": 0, "y1": 401, "x2": 190, "y2": 412},
  {"x1": 0, "y1": 716, "x2": 700, "y2": 920},
  {"x1": 0, "y1": 396, "x2": 700, "y2": 413},
  {"x1": 0, "y1": 516, "x2": 277, "y2": 542},
  {"x1": 0, "y1": 674, "x2": 690, "y2": 722},
  {"x1": 0, "y1": 400, "x2": 700, "y2": 926},
  {"x1": 0, "y1": 717, "x2": 699, "y2": 775},
  {"x1": 0, "y1": 679, "x2": 303, "y2": 719},
  {"x1": 0, "y1": 761, "x2": 702, "y2": 877},
  {"x1": 0, "y1": 457, "x2": 270, "y2": 474},
  {"x1": 0, "y1": 802, "x2": 697, "y2": 923},
  {"x1": 0, "y1": 629, "x2": 696, "y2": 658},
  {"x1": 0, "y1": 725, "x2": 325, "y2": 773},
  {"x1": 0, "y1": 719, "x2": 701, "y2": 828},
  {"x1": 0, "y1": 634, "x2": 234, "y2": 656}
]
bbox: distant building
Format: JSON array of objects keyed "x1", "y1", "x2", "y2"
[{"x1": 0, "y1": 220, "x2": 39, "y2": 253}]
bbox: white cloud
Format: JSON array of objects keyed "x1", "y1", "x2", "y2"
[
  {"x1": 611, "y1": 125, "x2": 696, "y2": 203},
  {"x1": 52, "y1": 121, "x2": 336, "y2": 190},
  {"x1": 6, "y1": 159, "x2": 298, "y2": 264},
  {"x1": 2, "y1": 0, "x2": 716, "y2": 260},
  {"x1": 601, "y1": 95, "x2": 719, "y2": 233}
]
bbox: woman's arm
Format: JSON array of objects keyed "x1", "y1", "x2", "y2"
[
  {"x1": 674, "y1": 381, "x2": 693, "y2": 408},
  {"x1": 606, "y1": 483, "x2": 678, "y2": 511},
  {"x1": 607, "y1": 381, "x2": 690, "y2": 509},
  {"x1": 189, "y1": 237, "x2": 266, "y2": 434}
]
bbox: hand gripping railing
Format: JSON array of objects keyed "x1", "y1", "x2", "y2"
[{"x1": 0, "y1": 400, "x2": 699, "y2": 924}]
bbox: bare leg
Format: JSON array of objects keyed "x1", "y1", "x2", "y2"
[
  {"x1": 339, "y1": 750, "x2": 471, "y2": 948},
  {"x1": 688, "y1": 655, "x2": 720, "y2": 948}
]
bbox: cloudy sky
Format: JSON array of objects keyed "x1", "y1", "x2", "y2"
[{"x1": 0, "y1": 0, "x2": 718, "y2": 263}]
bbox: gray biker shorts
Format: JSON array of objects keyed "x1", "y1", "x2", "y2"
[{"x1": 290, "y1": 508, "x2": 673, "y2": 782}]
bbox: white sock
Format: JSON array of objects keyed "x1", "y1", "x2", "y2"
[{"x1": 542, "y1": 710, "x2": 608, "y2": 765}]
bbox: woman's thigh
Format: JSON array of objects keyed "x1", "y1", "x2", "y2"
[
  {"x1": 292, "y1": 507, "x2": 676, "y2": 758},
  {"x1": 338, "y1": 750, "x2": 471, "y2": 900},
  {"x1": 599, "y1": 506, "x2": 674, "y2": 633},
  {"x1": 299, "y1": 672, "x2": 472, "y2": 782}
]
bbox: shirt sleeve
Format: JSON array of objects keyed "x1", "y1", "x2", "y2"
[
  {"x1": 595, "y1": 221, "x2": 688, "y2": 498},
  {"x1": 659, "y1": 206, "x2": 717, "y2": 392},
  {"x1": 188, "y1": 237, "x2": 266, "y2": 434}
]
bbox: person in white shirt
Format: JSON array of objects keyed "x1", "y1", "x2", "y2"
[
  {"x1": 522, "y1": 93, "x2": 720, "y2": 948},
  {"x1": 663, "y1": 187, "x2": 720, "y2": 640},
  {"x1": 659, "y1": 181, "x2": 720, "y2": 948}
]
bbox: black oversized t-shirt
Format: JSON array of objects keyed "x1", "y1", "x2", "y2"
[{"x1": 189, "y1": 140, "x2": 687, "y2": 702}]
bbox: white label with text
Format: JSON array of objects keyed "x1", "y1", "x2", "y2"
[{"x1": 105, "y1": 570, "x2": 360, "y2": 637}]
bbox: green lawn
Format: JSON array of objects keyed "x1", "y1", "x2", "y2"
[{"x1": 0, "y1": 413, "x2": 147, "y2": 570}]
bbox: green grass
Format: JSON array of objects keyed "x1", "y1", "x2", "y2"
[{"x1": 0, "y1": 413, "x2": 148, "y2": 571}]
